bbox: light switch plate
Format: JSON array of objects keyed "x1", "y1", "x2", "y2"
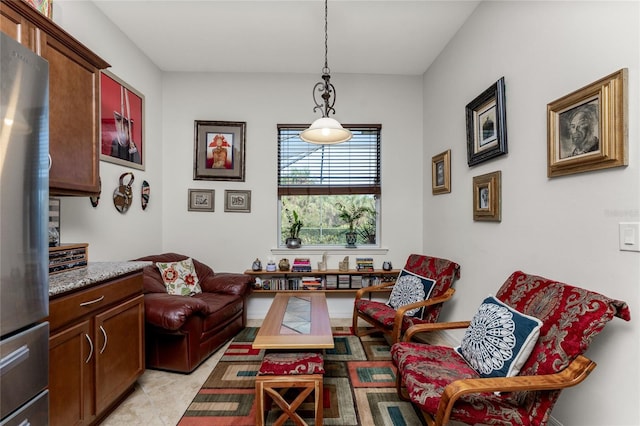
[{"x1": 619, "y1": 222, "x2": 640, "y2": 252}]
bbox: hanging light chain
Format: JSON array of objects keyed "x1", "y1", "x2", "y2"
[{"x1": 323, "y1": 0, "x2": 329, "y2": 73}]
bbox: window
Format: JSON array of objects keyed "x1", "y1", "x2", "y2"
[{"x1": 278, "y1": 124, "x2": 381, "y2": 247}]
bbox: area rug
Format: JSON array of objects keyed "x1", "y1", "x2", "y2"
[{"x1": 177, "y1": 327, "x2": 427, "y2": 426}]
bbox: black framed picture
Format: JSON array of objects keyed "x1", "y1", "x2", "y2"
[{"x1": 466, "y1": 77, "x2": 508, "y2": 166}]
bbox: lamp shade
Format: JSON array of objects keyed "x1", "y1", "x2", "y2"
[{"x1": 299, "y1": 117, "x2": 352, "y2": 144}]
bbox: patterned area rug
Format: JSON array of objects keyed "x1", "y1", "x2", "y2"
[{"x1": 178, "y1": 327, "x2": 427, "y2": 426}]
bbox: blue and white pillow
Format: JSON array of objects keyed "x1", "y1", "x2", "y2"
[
  {"x1": 455, "y1": 295, "x2": 542, "y2": 378},
  {"x1": 386, "y1": 269, "x2": 436, "y2": 319}
]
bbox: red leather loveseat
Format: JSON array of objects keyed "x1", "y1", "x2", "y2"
[{"x1": 135, "y1": 253, "x2": 254, "y2": 373}]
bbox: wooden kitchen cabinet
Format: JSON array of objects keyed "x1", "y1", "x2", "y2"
[
  {"x1": 0, "y1": 0, "x2": 110, "y2": 195},
  {"x1": 49, "y1": 272, "x2": 144, "y2": 426}
]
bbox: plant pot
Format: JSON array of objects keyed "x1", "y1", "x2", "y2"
[
  {"x1": 286, "y1": 237, "x2": 302, "y2": 249},
  {"x1": 345, "y1": 232, "x2": 357, "y2": 248}
]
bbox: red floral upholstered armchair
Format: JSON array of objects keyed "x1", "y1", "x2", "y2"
[
  {"x1": 352, "y1": 254, "x2": 460, "y2": 343},
  {"x1": 391, "y1": 271, "x2": 630, "y2": 426}
]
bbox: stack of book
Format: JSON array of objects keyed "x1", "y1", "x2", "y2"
[
  {"x1": 356, "y1": 257, "x2": 374, "y2": 271},
  {"x1": 292, "y1": 258, "x2": 312, "y2": 272},
  {"x1": 301, "y1": 276, "x2": 323, "y2": 290}
]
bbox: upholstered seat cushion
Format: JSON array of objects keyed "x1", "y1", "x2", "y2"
[
  {"x1": 391, "y1": 343, "x2": 533, "y2": 426},
  {"x1": 258, "y1": 352, "x2": 325, "y2": 376},
  {"x1": 355, "y1": 299, "x2": 431, "y2": 331}
]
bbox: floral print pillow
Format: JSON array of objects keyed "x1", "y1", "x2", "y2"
[
  {"x1": 386, "y1": 269, "x2": 436, "y2": 318},
  {"x1": 455, "y1": 295, "x2": 542, "y2": 378},
  {"x1": 156, "y1": 258, "x2": 202, "y2": 296}
]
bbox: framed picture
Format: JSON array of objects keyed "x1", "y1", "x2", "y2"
[
  {"x1": 224, "y1": 190, "x2": 251, "y2": 213},
  {"x1": 547, "y1": 68, "x2": 628, "y2": 178},
  {"x1": 473, "y1": 171, "x2": 501, "y2": 222},
  {"x1": 100, "y1": 71, "x2": 145, "y2": 170},
  {"x1": 194, "y1": 120, "x2": 246, "y2": 181},
  {"x1": 188, "y1": 189, "x2": 215, "y2": 212},
  {"x1": 431, "y1": 149, "x2": 451, "y2": 195},
  {"x1": 466, "y1": 77, "x2": 508, "y2": 166}
]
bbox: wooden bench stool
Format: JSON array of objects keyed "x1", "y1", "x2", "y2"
[{"x1": 255, "y1": 352, "x2": 324, "y2": 426}]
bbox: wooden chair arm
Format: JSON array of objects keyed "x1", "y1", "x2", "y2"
[
  {"x1": 403, "y1": 320, "x2": 471, "y2": 342},
  {"x1": 391, "y1": 288, "x2": 456, "y2": 342},
  {"x1": 354, "y1": 281, "x2": 396, "y2": 300},
  {"x1": 434, "y1": 355, "x2": 597, "y2": 426}
]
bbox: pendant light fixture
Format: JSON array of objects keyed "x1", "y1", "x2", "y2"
[{"x1": 299, "y1": 0, "x2": 352, "y2": 145}]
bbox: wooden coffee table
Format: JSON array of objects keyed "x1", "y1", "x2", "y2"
[{"x1": 253, "y1": 292, "x2": 334, "y2": 349}]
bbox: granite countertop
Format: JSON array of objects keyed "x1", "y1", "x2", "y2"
[{"x1": 49, "y1": 261, "x2": 151, "y2": 297}]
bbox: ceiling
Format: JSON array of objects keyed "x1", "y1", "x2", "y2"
[{"x1": 91, "y1": 0, "x2": 480, "y2": 75}]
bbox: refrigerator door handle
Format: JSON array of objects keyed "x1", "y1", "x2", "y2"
[
  {"x1": 99, "y1": 326, "x2": 108, "y2": 354},
  {"x1": 84, "y1": 334, "x2": 93, "y2": 363},
  {"x1": 0, "y1": 345, "x2": 29, "y2": 376}
]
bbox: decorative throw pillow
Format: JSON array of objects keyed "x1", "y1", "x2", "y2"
[
  {"x1": 386, "y1": 269, "x2": 436, "y2": 319},
  {"x1": 156, "y1": 258, "x2": 202, "y2": 296},
  {"x1": 455, "y1": 295, "x2": 542, "y2": 378}
]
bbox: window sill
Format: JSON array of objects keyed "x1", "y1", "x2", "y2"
[{"x1": 270, "y1": 246, "x2": 389, "y2": 256}]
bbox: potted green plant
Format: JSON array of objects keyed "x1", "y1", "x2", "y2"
[
  {"x1": 285, "y1": 209, "x2": 303, "y2": 249},
  {"x1": 335, "y1": 201, "x2": 375, "y2": 248},
  {"x1": 357, "y1": 213, "x2": 377, "y2": 244}
]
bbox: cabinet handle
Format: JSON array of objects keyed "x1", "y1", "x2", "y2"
[
  {"x1": 99, "y1": 325, "x2": 108, "y2": 354},
  {"x1": 84, "y1": 334, "x2": 93, "y2": 363},
  {"x1": 79, "y1": 295, "x2": 105, "y2": 307}
]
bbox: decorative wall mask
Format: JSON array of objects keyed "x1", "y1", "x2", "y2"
[
  {"x1": 113, "y1": 172, "x2": 134, "y2": 213},
  {"x1": 141, "y1": 180, "x2": 150, "y2": 210}
]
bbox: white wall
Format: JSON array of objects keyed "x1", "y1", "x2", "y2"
[
  {"x1": 52, "y1": 0, "x2": 164, "y2": 261},
  {"x1": 161, "y1": 71, "x2": 423, "y2": 317},
  {"x1": 423, "y1": 2, "x2": 639, "y2": 425}
]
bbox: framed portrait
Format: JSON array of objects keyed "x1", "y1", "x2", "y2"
[
  {"x1": 100, "y1": 71, "x2": 145, "y2": 170},
  {"x1": 473, "y1": 171, "x2": 501, "y2": 222},
  {"x1": 431, "y1": 149, "x2": 451, "y2": 195},
  {"x1": 466, "y1": 77, "x2": 508, "y2": 166},
  {"x1": 188, "y1": 189, "x2": 215, "y2": 212},
  {"x1": 224, "y1": 190, "x2": 251, "y2": 213},
  {"x1": 194, "y1": 120, "x2": 246, "y2": 181},
  {"x1": 547, "y1": 68, "x2": 628, "y2": 178}
]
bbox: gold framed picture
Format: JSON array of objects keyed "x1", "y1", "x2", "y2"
[
  {"x1": 473, "y1": 171, "x2": 501, "y2": 222},
  {"x1": 432, "y1": 149, "x2": 451, "y2": 195},
  {"x1": 547, "y1": 68, "x2": 627, "y2": 178}
]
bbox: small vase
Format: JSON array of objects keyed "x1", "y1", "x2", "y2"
[
  {"x1": 286, "y1": 237, "x2": 302, "y2": 249},
  {"x1": 345, "y1": 232, "x2": 357, "y2": 248}
]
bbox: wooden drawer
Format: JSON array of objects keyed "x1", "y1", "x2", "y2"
[{"x1": 49, "y1": 272, "x2": 142, "y2": 332}]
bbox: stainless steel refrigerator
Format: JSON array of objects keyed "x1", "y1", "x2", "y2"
[{"x1": 0, "y1": 32, "x2": 50, "y2": 425}]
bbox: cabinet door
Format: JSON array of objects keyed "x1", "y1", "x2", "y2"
[
  {"x1": 49, "y1": 320, "x2": 95, "y2": 426},
  {"x1": 0, "y1": 4, "x2": 31, "y2": 48},
  {"x1": 94, "y1": 295, "x2": 145, "y2": 415},
  {"x1": 43, "y1": 35, "x2": 101, "y2": 195}
]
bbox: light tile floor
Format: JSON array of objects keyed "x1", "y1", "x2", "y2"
[{"x1": 100, "y1": 318, "x2": 463, "y2": 426}]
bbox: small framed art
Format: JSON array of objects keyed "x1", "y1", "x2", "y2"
[
  {"x1": 100, "y1": 71, "x2": 145, "y2": 170},
  {"x1": 547, "y1": 68, "x2": 627, "y2": 178},
  {"x1": 473, "y1": 171, "x2": 501, "y2": 222},
  {"x1": 224, "y1": 190, "x2": 251, "y2": 213},
  {"x1": 432, "y1": 149, "x2": 451, "y2": 195},
  {"x1": 466, "y1": 77, "x2": 508, "y2": 166},
  {"x1": 194, "y1": 120, "x2": 246, "y2": 181},
  {"x1": 188, "y1": 189, "x2": 215, "y2": 212}
]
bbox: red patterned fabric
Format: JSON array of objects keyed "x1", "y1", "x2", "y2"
[
  {"x1": 258, "y1": 352, "x2": 325, "y2": 375},
  {"x1": 355, "y1": 255, "x2": 460, "y2": 336},
  {"x1": 391, "y1": 271, "x2": 630, "y2": 426}
]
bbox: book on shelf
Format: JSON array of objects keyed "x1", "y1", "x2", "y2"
[
  {"x1": 356, "y1": 257, "x2": 374, "y2": 271},
  {"x1": 292, "y1": 257, "x2": 312, "y2": 272}
]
